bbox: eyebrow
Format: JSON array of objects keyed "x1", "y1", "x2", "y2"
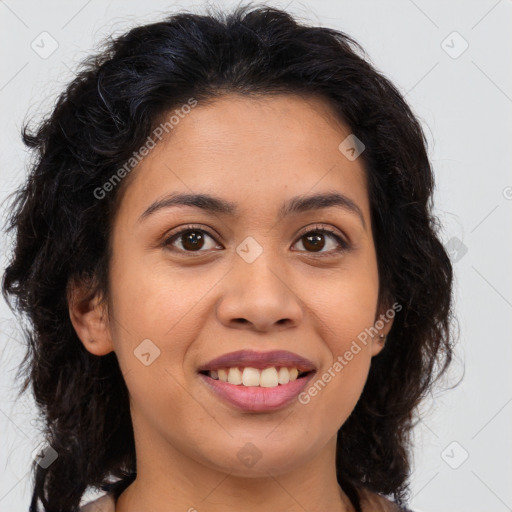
[{"x1": 138, "y1": 191, "x2": 366, "y2": 229}]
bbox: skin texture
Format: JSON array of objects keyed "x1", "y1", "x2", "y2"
[{"x1": 69, "y1": 93, "x2": 394, "y2": 512}]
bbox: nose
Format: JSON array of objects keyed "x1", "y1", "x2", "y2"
[{"x1": 216, "y1": 252, "x2": 303, "y2": 332}]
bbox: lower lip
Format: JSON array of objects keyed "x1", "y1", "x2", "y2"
[{"x1": 198, "y1": 372, "x2": 315, "y2": 412}]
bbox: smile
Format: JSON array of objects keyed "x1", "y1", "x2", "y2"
[
  {"x1": 199, "y1": 367, "x2": 316, "y2": 412},
  {"x1": 201, "y1": 366, "x2": 309, "y2": 387}
]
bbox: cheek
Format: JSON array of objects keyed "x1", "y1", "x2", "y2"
[
  {"x1": 312, "y1": 263, "x2": 379, "y2": 349},
  {"x1": 305, "y1": 355, "x2": 371, "y2": 435},
  {"x1": 107, "y1": 249, "x2": 209, "y2": 355},
  {"x1": 106, "y1": 251, "x2": 218, "y2": 415},
  {"x1": 298, "y1": 262, "x2": 378, "y2": 424}
]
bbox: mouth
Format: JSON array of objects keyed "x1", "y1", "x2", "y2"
[
  {"x1": 198, "y1": 369, "x2": 316, "y2": 412},
  {"x1": 198, "y1": 366, "x2": 314, "y2": 386},
  {"x1": 197, "y1": 350, "x2": 317, "y2": 412}
]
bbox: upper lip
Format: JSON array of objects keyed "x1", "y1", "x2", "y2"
[{"x1": 197, "y1": 349, "x2": 317, "y2": 373}]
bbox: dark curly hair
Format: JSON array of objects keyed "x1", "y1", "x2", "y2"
[{"x1": 2, "y1": 3, "x2": 456, "y2": 511}]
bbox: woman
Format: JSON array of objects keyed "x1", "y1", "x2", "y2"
[{"x1": 2, "y1": 4, "x2": 454, "y2": 511}]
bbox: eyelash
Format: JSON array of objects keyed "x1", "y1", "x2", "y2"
[{"x1": 163, "y1": 224, "x2": 350, "y2": 258}]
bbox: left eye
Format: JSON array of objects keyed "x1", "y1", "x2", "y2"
[
  {"x1": 292, "y1": 227, "x2": 348, "y2": 255},
  {"x1": 163, "y1": 225, "x2": 348, "y2": 256}
]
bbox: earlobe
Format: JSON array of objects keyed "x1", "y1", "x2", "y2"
[
  {"x1": 67, "y1": 279, "x2": 114, "y2": 356},
  {"x1": 371, "y1": 301, "x2": 396, "y2": 356},
  {"x1": 371, "y1": 333, "x2": 387, "y2": 357}
]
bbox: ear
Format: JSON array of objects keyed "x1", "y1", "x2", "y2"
[
  {"x1": 67, "y1": 276, "x2": 114, "y2": 356},
  {"x1": 370, "y1": 299, "x2": 397, "y2": 357}
]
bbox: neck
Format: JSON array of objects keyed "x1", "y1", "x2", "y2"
[{"x1": 115, "y1": 434, "x2": 355, "y2": 512}]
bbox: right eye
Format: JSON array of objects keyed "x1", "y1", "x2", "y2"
[{"x1": 163, "y1": 225, "x2": 222, "y2": 254}]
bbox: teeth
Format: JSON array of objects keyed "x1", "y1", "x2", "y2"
[
  {"x1": 242, "y1": 367, "x2": 260, "y2": 386},
  {"x1": 227, "y1": 367, "x2": 243, "y2": 385},
  {"x1": 207, "y1": 366, "x2": 305, "y2": 387},
  {"x1": 260, "y1": 367, "x2": 279, "y2": 387},
  {"x1": 278, "y1": 367, "x2": 290, "y2": 385},
  {"x1": 289, "y1": 368, "x2": 299, "y2": 381}
]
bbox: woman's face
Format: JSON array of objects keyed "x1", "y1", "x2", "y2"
[{"x1": 85, "y1": 93, "x2": 391, "y2": 478}]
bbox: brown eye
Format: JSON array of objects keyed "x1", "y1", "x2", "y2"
[
  {"x1": 164, "y1": 227, "x2": 220, "y2": 253},
  {"x1": 293, "y1": 226, "x2": 349, "y2": 256},
  {"x1": 163, "y1": 224, "x2": 349, "y2": 257},
  {"x1": 179, "y1": 230, "x2": 206, "y2": 251},
  {"x1": 302, "y1": 232, "x2": 326, "y2": 252}
]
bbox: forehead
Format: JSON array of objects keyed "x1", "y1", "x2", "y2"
[
  {"x1": 165, "y1": 93, "x2": 354, "y2": 158},
  {"x1": 115, "y1": 93, "x2": 370, "y2": 225}
]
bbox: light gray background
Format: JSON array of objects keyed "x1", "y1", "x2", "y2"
[{"x1": 1, "y1": 1, "x2": 511, "y2": 511}]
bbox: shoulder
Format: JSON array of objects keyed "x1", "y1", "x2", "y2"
[
  {"x1": 359, "y1": 487, "x2": 413, "y2": 512},
  {"x1": 80, "y1": 493, "x2": 116, "y2": 512}
]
